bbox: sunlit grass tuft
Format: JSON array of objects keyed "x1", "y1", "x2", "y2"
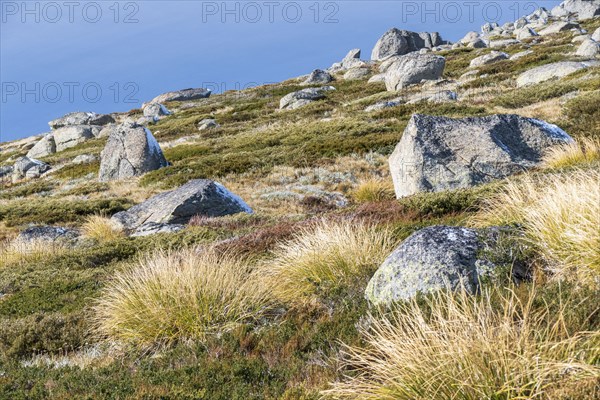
[
  {"x1": 262, "y1": 219, "x2": 397, "y2": 305},
  {"x1": 323, "y1": 286, "x2": 600, "y2": 400},
  {"x1": 543, "y1": 137, "x2": 600, "y2": 169},
  {"x1": 0, "y1": 238, "x2": 68, "y2": 267},
  {"x1": 352, "y1": 178, "x2": 396, "y2": 203},
  {"x1": 82, "y1": 215, "x2": 124, "y2": 243},
  {"x1": 93, "y1": 248, "x2": 272, "y2": 350}
]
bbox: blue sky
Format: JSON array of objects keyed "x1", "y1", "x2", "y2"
[{"x1": 0, "y1": 0, "x2": 560, "y2": 142}]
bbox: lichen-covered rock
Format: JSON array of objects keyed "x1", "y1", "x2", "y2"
[
  {"x1": 149, "y1": 88, "x2": 211, "y2": 104},
  {"x1": 516, "y1": 60, "x2": 598, "y2": 86},
  {"x1": 197, "y1": 118, "x2": 220, "y2": 130},
  {"x1": 26, "y1": 134, "x2": 56, "y2": 159},
  {"x1": 469, "y1": 51, "x2": 509, "y2": 67},
  {"x1": 576, "y1": 38, "x2": 600, "y2": 57},
  {"x1": 12, "y1": 157, "x2": 50, "y2": 181},
  {"x1": 48, "y1": 111, "x2": 115, "y2": 129},
  {"x1": 279, "y1": 86, "x2": 335, "y2": 110},
  {"x1": 371, "y1": 28, "x2": 445, "y2": 60},
  {"x1": 303, "y1": 69, "x2": 334, "y2": 85},
  {"x1": 538, "y1": 21, "x2": 580, "y2": 36},
  {"x1": 142, "y1": 103, "x2": 171, "y2": 121},
  {"x1": 17, "y1": 226, "x2": 80, "y2": 244},
  {"x1": 385, "y1": 53, "x2": 445, "y2": 91},
  {"x1": 365, "y1": 226, "x2": 500, "y2": 304},
  {"x1": 343, "y1": 67, "x2": 371, "y2": 80},
  {"x1": 131, "y1": 222, "x2": 186, "y2": 237},
  {"x1": 551, "y1": 0, "x2": 600, "y2": 20},
  {"x1": 111, "y1": 179, "x2": 252, "y2": 231},
  {"x1": 388, "y1": 114, "x2": 573, "y2": 198},
  {"x1": 53, "y1": 125, "x2": 98, "y2": 152},
  {"x1": 98, "y1": 121, "x2": 168, "y2": 181}
]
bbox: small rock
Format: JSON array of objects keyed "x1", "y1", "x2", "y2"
[
  {"x1": 17, "y1": 226, "x2": 80, "y2": 244},
  {"x1": 12, "y1": 157, "x2": 50, "y2": 182},
  {"x1": 343, "y1": 67, "x2": 371, "y2": 80},
  {"x1": 142, "y1": 103, "x2": 171, "y2": 121},
  {"x1": 510, "y1": 50, "x2": 534, "y2": 60},
  {"x1": 489, "y1": 39, "x2": 520, "y2": 48},
  {"x1": 72, "y1": 154, "x2": 97, "y2": 164},
  {"x1": 364, "y1": 99, "x2": 403, "y2": 112},
  {"x1": 197, "y1": 118, "x2": 220, "y2": 130},
  {"x1": 515, "y1": 27, "x2": 539, "y2": 39},
  {"x1": 303, "y1": 69, "x2": 334, "y2": 85},
  {"x1": 469, "y1": 51, "x2": 509, "y2": 67},
  {"x1": 279, "y1": 86, "x2": 335, "y2": 110}
]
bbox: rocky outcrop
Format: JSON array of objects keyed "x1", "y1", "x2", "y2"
[
  {"x1": 111, "y1": 179, "x2": 252, "y2": 231},
  {"x1": 388, "y1": 114, "x2": 573, "y2": 198},
  {"x1": 515, "y1": 27, "x2": 539, "y2": 39},
  {"x1": 328, "y1": 48, "x2": 367, "y2": 72},
  {"x1": 48, "y1": 111, "x2": 115, "y2": 130},
  {"x1": 469, "y1": 51, "x2": 509, "y2": 67},
  {"x1": 12, "y1": 157, "x2": 50, "y2": 182},
  {"x1": 343, "y1": 67, "x2": 371, "y2": 80},
  {"x1": 303, "y1": 69, "x2": 334, "y2": 85},
  {"x1": 26, "y1": 134, "x2": 56, "y2": 159},
  {"x1": 98, "y1": 121, "x2": 168, "y2": 181},
  {"x1": 17, "y1": 226, "x2": 80, "y2": 244},
  {"x1": 149, "y1": 88, "x2": 211, "y2": 104},
  {"x1": 131, "y1": 222, "x2": 185, "y2": 237},
  {"x1": 551, "y1": 0, "x2": 600, "y2": 20},
  {"x1": 371, "y1": 28, "x2": 445, "y2": 60},
  {"x1": 576, "y1": 38, "x2": 600, "y2": 57},
  {"x1": 365, "y1": 226, "x2": 498, "y2": 304},
  {"x1": 142, "y1": 103, "x2": 171, "y2": 122},
  {"x1": 516, "y1": 61, "x2": 598, "y2": 87},
  {"x1": 538, "y1": 21, "x2": 580, "y2": 36},
  {"x1": 384, "y1": 53, "x2": 445, "y2": 91},
  {"x1": 53, "y1": 125, "x2": 99, "y2": 152},
  {"x1": 279, "y1": 86, "x2": 335, "y2": 110}
]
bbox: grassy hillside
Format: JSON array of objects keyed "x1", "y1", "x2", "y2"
[{"x1": 0, "y1": 19, "x2": 599, "y2": 399}]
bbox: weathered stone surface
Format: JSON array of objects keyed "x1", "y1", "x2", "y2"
[
  {"x1": 131, "y1": 222, "x2": 185, "y2": 237},
  {"x1": 48, "y1": 112, "x2": 115, "y2": 129},
  {"x1": 592, "y1": 27, "x2": 600, "y2": 41},
  {"x1": 303, "y1": 69, "x2": 334, "y2": 85},
  {"x1": 0, "y1": 166, "x2": 13, "y2": 181},
  {"x1": 576, "y1": 38, "x2": 600, "y2": 57},
  {"x1": 53, "y1": 125, "x2": 97, "y2": 152},
  {"x1": 515, "y1": 27, "x2": 539, "y2": 39},
  {"x1": 481, "y1": 22, "x2": 499, "y2": 34},
  {"x1": 279, "y1": 86, "x2": 335, "y2": 110},
  {"x1": 385, "y1": 53, "x2": 445, "y2": 91},
  {"x1": 510, "y1": 50, "x2": 534, "y2": 60},
  {"x1": 469, "y1": 51, "x2": 509, "y2": 67},
  {"x1": 371, "y1": 28, "x2": 445, "y2": 60},
  {"x1": 149, "y1": 88, "x2": 211, "y2": 104},
  {"x1": 12, "y1": 157, "x2": 50, "y2": 181},
  {"x1": 539, "y1": 21, "x2": 580, "y2": 36},
  {"x1": 343, "y1": 67, "x2": 371, "y2": 80},
  {"x1": 364, "y1": 99, "x2": 403, "y2": 112},
  {"x1": 111, "y1": 179, "x2": 252, "y2": 231},
  {"x1": 551, "y1": 0, "x2": 600, "y2": 20},
  {"x1": 365, "y1": 226, "x2": 498, "y2": 304},
  {"x1": 407, "y1": 90, "x2": 457, "y2": 104},
  {"x1": 516, "y1": 60, "x2": 598, "y2": 86},
  {"x1": 142, "y1": 103, "x2": 171, "y2": 121},
  {"x1": 367, "y1": 73, "x2": 387, "y2": 83},
  {"x1": 98, "y1": 121, "x2": 168, "y2": 181},
  {"x1": 388, "y1": 114, "x2": 573, "y2": 198},
  {"x1": 26, "y1": 134, "x2": 56, "y2": 159},
  {"x1": 467, "y1": 38, "x2": 488, "y2": 48},
  {"x1": 197, "y1": 118, "x2": 220, "y2": 130},
  {"x1": 489, "y1": 39, "x2": 520, "y2": 48},
  {"x1": 17, "y1": 226, "x2": 80, "y2": 244},
  {"x1": 72, "y1": 154, "x2": 97, "y2": 164},
  {"x1": 460, "y1": 31, "x2": 480, "y2": 44}
]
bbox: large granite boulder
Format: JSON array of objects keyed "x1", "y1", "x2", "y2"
[
  {"x1": 469, "y1": 51, "x2": 509, "y2": 67},
  {"x1": 576, "y1": 38, "x2": 600, "y2": 57},
  {"x1": 384, "y1": 53, "x2": 445, "y2": 91},
  {"x1": 53, "y1": 125, "x2": 99, "y2": 152},
  {"x1": 538, "y1": 21, "x2": 580, "y2": 36},
  {"x1": 389, "y1": 114, "x2": 573, "y2": 198},
  {"x1": 515, "y1": 27, "x2": 539, "y2": 40},
  {"x1": 516, "y1": 60, "x2": 598, "y2": 86},
  {"x1": 371, "y1": 28, "x2": 445, "y2": 60},
  {"x1": 343, "y1": 67, "x2": 371, "y2": 80},
  {"x1": 149, "y1": 88, "x2": 211, "y2": 104},
  {"x1": 551, "y1": 0, "x2": 600, "y2": 19},
  {"x1": 592, "y1": 27, "x2": 600, "y2": 41},
  {"x1": 48, "y1": 111, "x2": 115, "y2": 129},
  {"x1": 98, "y1": 121, "x2": 168, "y2": 181},
  {"x1": 365, "y1": 226, "x2": 498, "y2": 304},
  {"x1": 26, "y1": 134, "x2": 56, "y2": 159},
  {"x1": 279, "y1": 86, "x2": 335, "y2": 110},
  {"x1": 111, "y1": 179, "x2": 252, "y2": 231},
  {"x1": 12, "y1": 157, "x2": 50, "y2": 181},
  {"x1": 303, "y1": 69, "x2": 334, "y2": 85},
  {"x1": 142, "y1": 103, "x2": 171, "y2": 121}
]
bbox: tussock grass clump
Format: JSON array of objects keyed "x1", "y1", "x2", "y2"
[
  {"x1": 82, "y1": 215, "x2": 124, "y2": 243},
  {"x1": 324, "y1": 286, "x2": 600, "y2": 400},
  {"x1": 262, "y1": 219, "x2": 397, "y2": 304},
  {"x1": 474, "y1": 169, "x2": 599, "y2": 283},
  {"x1": 0, "y1": 238, "x2": 69, "y2": 266},
  {"x1": 93, "y1": 248, "x2": 272, "y2": 349},
  {"x1": 543, "y1": 137, "x2": 600, "y2": 169},
  {"x1": 352, "y1": 179, "x2": 396, "y2": 203}
]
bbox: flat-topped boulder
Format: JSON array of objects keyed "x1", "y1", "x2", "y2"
[
  {"x1": 98, "y1": 121, "x2": 168, "y2": 181},
  {"x1": 469, "y1": 51, "x2": 509, "y2": 67},
  {"x1": 279, "y1": 86, "x2": 335, "y2": 110},
  {"x1": 26, "y1": 134, "x2": 56, "y2": 159},
  {"x1": 149, "y1": 88, "x2": 211, "y2": 104},
  {"x1": 371, "y1": 28, "x2": 446, "y2": 60},
  {"x1": 48, "y1": 111, "x2": 115, "y2": 129},
  {"x1": 388, "y1": 114, "x2": 573, "y2": 198},
  {"x1": 111, "y1": 179, "x2": 252, "y2": 231},
  {"x1": 384, "y1": 53, "x2": 445, "y2": 91},
  {"x1": 538, "y1": 21, "x2": 580, "y2": 36},
  {"x1": 53, "y1": 125, "x2": 100, "y2": 152},
  {"x1": 516, "y1": 60, "x2": 598, "y2": 87},
  {"x1": 551, "y1": 0, "x2": 600, "y2": 20}
]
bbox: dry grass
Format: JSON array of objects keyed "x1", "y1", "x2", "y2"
[
  {"x1": 352, "y1": 179, "x2": 396, "y2": 203},
  {"x1": 81, "y1": 215, "x2": 124, "y2": 242},
  {"x1": 0, "y1": 238, "x2": 69, "y2": 266},
  {"x1": 93, "y1": 248, "x2": 273, "y2": 349},
  {"x1": 473, "y1": 169, "x2": 600, "y2": 284},
  {"x1": 323, "y1": 286, "x2": 600, "y2": 400},
  {"x1": 543, "y1": 137, "x2": 600, "y2": 169},
  {"x1": 261, "y1": 219, "x2": 397, "y2": 305}
]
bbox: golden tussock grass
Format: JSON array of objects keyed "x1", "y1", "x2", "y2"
[
  {"x1": 543, "y1": 137, "x2": 600, "y2": 170},
  {"x1": 352, "y1": 178, "x2": 396, "y2": 203},
  {"x1": 261, "y1": 219, "x2": 397, "y2": 305},
  {"x1": 0, "y1": 238, "x2": 69, "y2": 267},
  {"x1": 472, "y1": 168, "x2": 599, "y2": 284},
  {"x1": 81, "y1": 215, "x2": 124, "y2": 243},
  {"x1": 323, "y1": 286, "x2": 600, "y2": 400},
  {"x1": 93, "y1": 248, "x2": 272, "y2": 350}
]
